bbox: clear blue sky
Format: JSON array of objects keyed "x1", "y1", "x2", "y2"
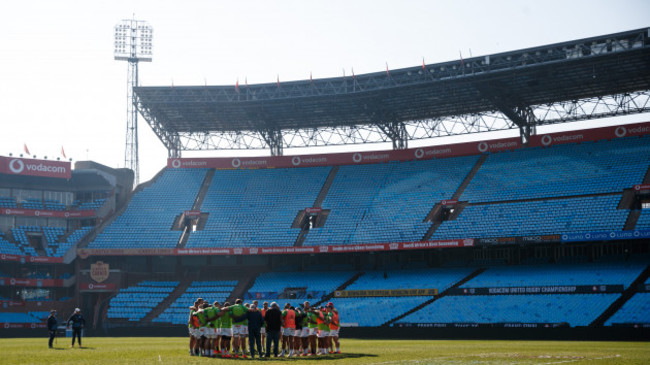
[{"x1": 1, "y1": 0, "x2": 648, "y2": 182}]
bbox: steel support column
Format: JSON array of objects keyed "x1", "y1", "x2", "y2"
[
  {"x1": 378, "y1": 121, "x2": 409, "y2": 150},
  {"x1": 260, "y1": 129, "x2": 284, "y2": 156}
]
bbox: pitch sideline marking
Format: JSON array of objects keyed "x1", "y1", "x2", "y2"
[{"x1": 362, "y1": 354, "x2": 622, "y2": 365}]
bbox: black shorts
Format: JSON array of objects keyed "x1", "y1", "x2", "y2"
[{"x1": 221, "y1": 335, "x2": 231, "y2": 341}]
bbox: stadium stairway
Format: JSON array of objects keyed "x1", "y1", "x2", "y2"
[
  {"x1": 421, "y1": 155, "x2": 486, "y2": 241},
  {"x1": 174, "y1": 169, "x2": 214, "y2": 248},
  {"x1": 226, "y1": 274, "x2": 258, "y2": 304},
  {"x1": 190, "y1": 169, "x2": 215, "y2": 211},
  {"x1": 141, "y1": 279, "x2": 193, "y2": 323},
  {"x1": 590, "y1": 264, "x2": 650, "y2": 327},
  {"x1": 381, "y1": 267, "x2": 486, "y2": 327},
  {"x1": 624, "y1": 210, "x2": 642, "y2": 231},
  {"x1": 315, "y1": 271, "x2": 365, "y2": 307},
  {"x1": 643, "y1": 164, "x2": 650, "y2": 184},
  {"x1": 294, "y1": 166, "x2": 338, "y2": 247},
  {"x1": 451, "y1": 154, "x2": 488, "y2": 201},
  {"x1": 313, "y1": 166, "x2": 339, "y2": 208}
]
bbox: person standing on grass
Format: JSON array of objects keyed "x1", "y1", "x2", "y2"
[
  {"x1": 245, "y1": 303, "x2": 265, "y2": 358},
  {"x1": 47, "y1": 309, "x2": 57, "y2": 349},
  {"x1": 260, "y1": 301, "x2": 269, "y2": 353},
  {"x1": 327, "y1": 302, "x2": 341, "y2": 353},
  {"x1": 264, "y1": 302, "x2": 282, "y2": 357},
  {"x1": 67, "y1": 308, "x2": 85, "y2": 348},
  {"x1": 280, "y1": 303, "x2": 296, "y2": 356}
]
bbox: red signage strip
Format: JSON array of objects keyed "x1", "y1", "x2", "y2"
[
  {"x1": 184, "y1": 210, "x2": 201, "y2": 218},
  {"x1": 530, "y1": 122, "x2": 650, "y2": 148},
  {"x1": 0, "y1": 208, "x2": 94, "y2": 218},
  {"x1": 440, "y1": 200, "x2": 458, "y2": 206},
  {"x1": 0, "y1": 323, "x2": 47, "y2": 329},
  {"x1": 167, "y1": 122, "x2": 650, "y2": 170},
  {"x1": 0, "y1": 254, "x2": 64, "y2": 264},
  {"x1": 0, "y1": 300, "x2": 26, "y2": 307},
  {"x1": 0, "y1": 277, "x2": 64, "y2": 287},
  {"x1": 305, "y1": 207, "x2": 322, "y2": 214},
  {"x1": 1, "y1": 323, "x2": 47, "y2": 329},
  {"x1": 77, "y1": 239, "x2": 474, "y2": 258},
  {"x1": 79, "y1": 283, "x2": 116, "y2": 291},
  {"x1": 0, "y1": 156, "x2": 71, "y2": 179},
  {"x1": 634, "y1": 184, "x2": 650, "y2": 191},
  {"x1": 167, "y1": 138, "x2": 521, "y2": 170}
]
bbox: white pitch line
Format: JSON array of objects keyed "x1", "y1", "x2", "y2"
[{"x1": 534, "y1": 354, "x2": 621, "y2": 365}]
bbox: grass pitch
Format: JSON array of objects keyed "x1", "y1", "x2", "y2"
[{"x1": 0, "y1": 337, "x2": 648, "y2": 364}]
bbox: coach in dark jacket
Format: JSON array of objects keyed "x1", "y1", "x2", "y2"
[
  {"x1": 264, "y1": 302, "x2": 282, "y2": 357},
  {"x1": 47, "y1": 310, "x2": 58, "y2": 348},
  {"x1": 67, "y1": 308, "x2": 85, "y2": 348},
  {"x1": 245, "y1": 304, "x2": 264, "y2": 358}
]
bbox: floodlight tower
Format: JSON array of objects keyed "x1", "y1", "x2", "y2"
[{"x1": 114, "y1": 18, "x2": 153, "y2": 186}]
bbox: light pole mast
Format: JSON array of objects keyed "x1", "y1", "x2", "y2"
[{"x1": 114, "y1": 18, "x2": 152, "y2": 186}]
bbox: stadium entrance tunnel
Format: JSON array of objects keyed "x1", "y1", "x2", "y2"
[
  {"x1": 171, "y1": 212, "x2": 209, "y2": 232},
  {"x1": 293, "y1": 209, "x2": 330, "y2": 230}
]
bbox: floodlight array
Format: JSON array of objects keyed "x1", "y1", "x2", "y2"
[{"x1": 114, "y1": 20, "x2": 153, "y2": 62}]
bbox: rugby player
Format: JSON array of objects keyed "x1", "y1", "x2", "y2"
[
  {"x1": 303, "y1": 301, "x2": 318, "y2": 356},
  {"x1": 219, "y1": 302, "x2": 234, "y2": 358},
  {"x1": 230, "y1": 299, "x2": 249, "y2": 358},
  {"x1": 260, "y1": 301, "x2": 269, "y2": 353},
  {"x1": 203, "y1": 301, "x2": 223, "y2": 357},
  {"x1": 188, "y1": 303, "x2": 200, "y2": 356},
  {"x1": 195, "y1": 302, "x2": 210, "y2": 356},
  {"x1": 294, "y1": 305, "x2": 304, "y2": 355},
  {"x1": 327, "y1": 302, "x2": 341, "y2": 353},
  {"x1": 280, "y1": 303, "x2": 296, "y2": 356},
  {"x1": 316, "y1": 306, "x2": 330, "y2": 355}
]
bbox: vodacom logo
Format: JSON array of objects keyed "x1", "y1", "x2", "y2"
[
  {"x1": 615, "y1": 126, "x2": 627, "y2": 138},
  {"x1": 9, "y1": 159, "x2": 25, "y2": 173},
  {"x1": 414, "y1": 149, "x2": 424, "y2": 159},
  {"x1": 292, "y1": 157, "x2": 301, "y2": 166},
  {"x1": 541, "y1": 135, "x2": 552, "y2": 146},
  {"x1": 478, "y1": 142, "x2": 488, "y2": 152},
  {"x1": 171, "y1": 159, "x2": 181, "y2": 168},
  {"x1": 352, "y1": 153, "x2": 362, "y2": 163},
  {"x1": 231, "y1": 158, "x2": 241, "y2": 168}
]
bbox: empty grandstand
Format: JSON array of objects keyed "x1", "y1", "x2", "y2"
[{"x1": 2, "y1": 28, "x2": 650, "y2": 340}]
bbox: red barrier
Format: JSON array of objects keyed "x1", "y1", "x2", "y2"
[
  {"x1": 0, "y1": 208, "x2": 94, "y2": 218},
  {"x1": 167, "y1": 138, "x2": 521, "y2": 170},
  {"x1": 0, "y1": 300, "x2": 25, "y2": 307},
  {"x1": 0, "y1": 277, "x2": 64, "y2": 287},
  {"x1": 0, "y1": 156, "x2": 71, "y2": 179},
  {"x1": 0, "y1": 254, "x2": 64, "y2": 264},
  {"x1": 1, "y1": 323, "x2": 47, "y2": 329},
  {"x1": 168, "y1": 122, "x2": 650, "y2": 170},
  {"x1": 77, "y1": 239, "x2": 474, "y2": 258},
  {"x1": 530, "y1": 122, "x2": 650, "y2": 147},
  {"x1": 78, "y1": 283, "x2": 116, "y2": 291}
]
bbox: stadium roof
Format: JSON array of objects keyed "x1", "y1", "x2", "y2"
[{"x1": 135, "y1": 28, "x2": 650, "y2": 156}]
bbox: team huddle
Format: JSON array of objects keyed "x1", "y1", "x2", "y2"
[{"x1": 188, "y1": 298, "x2": 341, "y2": 358}]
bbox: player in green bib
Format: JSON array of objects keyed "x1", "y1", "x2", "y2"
[
  {"x1": 230, "y1": 299, "x2": 249, "y2": 358},
  {"x1": 195, "y1": 303, "x2": 210, "y2": 356},
  {"x1": 219, "y1": 302, "x2": 234, "y2": 358},
  {"x1": 203, "y1": 304, "x2": 221, "y2": 357},
  {"x1": 304, "y1": 301, "x2": 318, "y2": 356}
]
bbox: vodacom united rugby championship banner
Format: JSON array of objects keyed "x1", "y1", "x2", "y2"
[
  {"x1": 168, "y1": 122, "x2": 650, "y2": 170},
  {"x1": 0, "y1": 156, "x2": 71, "y2": 179}
]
